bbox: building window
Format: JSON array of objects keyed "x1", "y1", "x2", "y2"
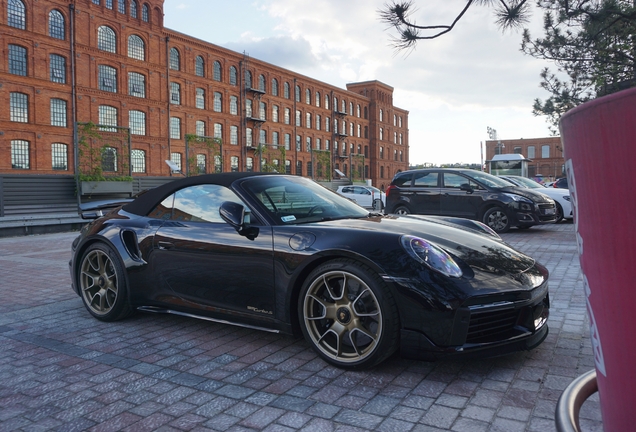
[
  {"x1": 170, "y1": 152, "x2": 181, "y2": 171},
  {"x1": 306, "y1": 112, "x2": 311, "y2": 129},
  {"x1": 229, "y1": 66, "x2": 237, "y2": 85},
  {"x1": 213, "y1": 61, "x2": 222, "y2": 81},
  {"x1": 341, "y1": 100, "x2": 346, "y2": 113},
  {"x1": 106, "y1": 0, "x2": 113, "y2": 9},
  {"x1": 52, "y1": 143, "x2": 68, "y2": 170},
  {"x1": 258, "y1": 74, "x2": 266, "y2": 92},
  {"x1": 316, "y1": 114, "x2": 321, "y2": 131},
  {"x1": 230, "y1": 126, "x2": 238, "y2": 145},
  {"x1": 49, "y1": 10, "x2": 65, "y2": 40},
  {"x1": 284, "y1": 134, "x2": 291, "y2": 150},
  {"x1": 394, "y1": 131, "x2": 397, "y2": 143},
  {"x1": 272, "y1": 105, "x2": 279, "y2": 122},
  {"x1": 245, "y1": 70, "x2": 252, "y2": 89},
  {"x1": 102, "y1": 147, "x2": 118, "y2": 172},
  {"x1": 284, "y1": 82, "x2": 290, "y2": 99},
  {"x1": 259, "y1": 129, "x2": 266, "y2": 145},
  {"x1": 170, "y1": 82, "x2": 180, "y2": 104},
  {"x1": 325, "y1": 94, "x2": 330, "y2": 110},
  {"x1": 142, "y1": 4, "x2": 149, "y2": 22},
  {"x1": 129, "y1": 110, "x2": 145, "y2": 135},
  {"x1": 196, "y1": 154, "x2": 206, "y2": 174},
  {"x1": 357, "y1": 105, "x2": 361, "y2": 117},
  {"x1": 272, "y1": 79, "x2": 278, "y2": 96},
  {"x1": 296, "y1": 160, "x2": 302, "y2": 176},
  {"x1": 230, "y1": 156, "x2": 239, "y2": 172},
  {"x1": 11, "y1": 140, "x2": 29, "y2": 169},
  {"x1": 259, "y1": 102, "x2": 266, "y2": 120},
  {"x1": 50, "y1": 98, "x2": 67, "y2": 127},
  {"x1": 130, "y1": 0, "x2": 138, "y2": 18},
  {"x1": 379, "y1": 128, "x2": 384, "y2": 141},
  {"x1": 170, "y1": 117, "x2": 181, "y2": 139},
  {"x1": 8, "y1": 0, "x2": 26, "y2": 29},
  {"x1": 514, "y1": 146, "x2": 522, "y2": 154},
  {"x1": 380, "y1": 166, "x2": 384, "y2": 178},
  {"x1": 214, "y1": 92, "x2": 222, "y2": 112},
  {"x1": 272, "y1": 131, "x2": 279, "y2": 148},
  {"x1": 131, "y1": 149, "x2": 146, "y2": 173},
  {"x1": 99, "y1": 65, "x2": 117, "y2": 92},
  {"x1": 542, "y1": 145, "x2": 550, "y2": 158},
  {"x1": 295, "y1": 85, "x2": 301, "y2": 102},
  {"x1": 306, "y1": 137, "x2": 311, "y2": 152},
  {"x1": 296, "y1": 135, "x2": 301, "y2": 151},
  {"x1": 9, "y1": 44, "x2": 27, "y2": 76},
  {"x1": 284, "y1": 108, "x2": 290, "y2": 125},
  {"x1": 195, "y1": 120, "x2": 205, "y2": 136},
  {"x1": 325, "y1": 116, "x2": 330, "y2": 132},
  {"x1": 380, "y1": 109, "x2": 384, "y2": 122},
  {"x1": 10, "y1": 92, "x2": 28, "y2": 123},
  {"x1": 305, "y1": 89, "x2": 311, "y2": 105},
  {"x1": 246, "y1": 128, "x2": 253, "y2": 147},
  {"x1": 214, "y1": 155, "x2": 222, "y2": 173},
  {"x1": 399, "y1": 133, "x2": 403, "y2": 145},
  {"x1": 169, "y1": 47, "x2": 180, "y2": 70},
  {"x1": 295, "y1": 110, "x2": 301, "y2": 127},
  {"x1": 528, "y1": 146, "x2": 535, "y2": 159},
  {"x1": 128, "y1": 72, "x2": 145, "y2": 97},
  {"x1": 246, "y1": 100, "x2": 253, "y2": 119},
  {"x1": 349, "y1": 102, "x2": 354, "y2": 115},
  {"x1": 127, "y1": 35, "x2": 145, "y2": 60},
  {"x1": 230, "y1": 96, "x2": 238, "y2": 115},
  {"x1": 50, "y1": 54, "x2": 66, "y2": 83},
  {"x1": 214, "y1": 123, "x2": 222, "y2": 139},
  {"x1": 196, "y1": 88, "x2": 205, "y2": 109},
  {"x1": 98, "y1": 105, "x2": 118, "y2": 131},
  {"x1": 195, "y1": 55, "x2": 205, "y2": 77},
  {"x1": 118, "y1": 0, "x2": 126, "y2": 14},
  {"x1": 316, "y1": 92, "x2": 321, "y2": 107},
  {"x1": 380, "y1": 146, "x2": 384, "y2": 159},
  {"x1": 97, "y1": 26, "x2": 116, "y2": 53}
]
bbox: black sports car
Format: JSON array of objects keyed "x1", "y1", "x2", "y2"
[{"x1": 70, "y1": 173, "x2": 550, "y2": 369}]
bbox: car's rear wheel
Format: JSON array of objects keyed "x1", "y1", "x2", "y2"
[
  {"x1": 555, "y1": 202, "x2": 564, "y2": 223},
  {"x1": 483, "y1": 206, "x2": 511, "y2": 233},
  {"x1": 78, "y1": 243, "x2": 132, "y2": 322},
  {"x1": 299, "y1": 260, "x2": 399, "y2": 369},
  {"x1": 393, "y1": 205, "x2": 410, "y2": 215}
]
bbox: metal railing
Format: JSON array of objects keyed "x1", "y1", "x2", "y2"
[{"x1": 555, "y1": 369, "x2": 598, "y2": 432}]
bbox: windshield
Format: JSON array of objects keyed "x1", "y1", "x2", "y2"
[
  {"x1": 463, "y1": 171, "x2": 517, "y2": 188},
  {"x1": 506, "y1": 176, "x2": 544, "y2": 189},
  {"x1": 241, "y1": 175, "x2": 369, "y2": 224}
]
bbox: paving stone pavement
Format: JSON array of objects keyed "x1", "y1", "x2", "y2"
[{"x1": 0, "y1": 222, "x2": 603, "y2": 431}]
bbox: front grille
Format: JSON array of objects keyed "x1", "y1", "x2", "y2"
[
  {"x1": 466, "y1": 306, "x2": 519, "y2": 344},
  {"x1": 538, "y1": 203, "x2": 556, "y2": 214}
]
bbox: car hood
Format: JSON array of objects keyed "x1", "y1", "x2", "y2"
[
  {"x1": 497, "y1": 186, "x2": 554, "y2": 203},
  {"x1": 315, "y1": 215, "x2": 537, "y2": 276}
]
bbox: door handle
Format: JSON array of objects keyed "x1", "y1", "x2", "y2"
[{"x1": 157, "y1": 241, "x2": 174, "y2": 250}]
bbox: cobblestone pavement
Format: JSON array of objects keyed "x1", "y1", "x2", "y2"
[{"x1": 0, "y1": 222, "x2": 603, "y2": 431}]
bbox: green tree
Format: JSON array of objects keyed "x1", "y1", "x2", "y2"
[{"x1": 379, "y1": 1, "x2": 636, "y2": 131}]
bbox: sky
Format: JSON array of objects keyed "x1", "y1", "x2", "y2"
[{"x1": 163, "y1": 0, "x2": 555, "y2": 165}]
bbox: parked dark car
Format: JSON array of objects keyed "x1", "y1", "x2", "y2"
[
  {"x1": 71, "y1": 172, "x2": 550, "y2": 369},
  {"x1": 385, "y1": 169, "x2": 558, "y2": 233}
]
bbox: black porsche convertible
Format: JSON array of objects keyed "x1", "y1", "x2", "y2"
[{"x1": 70, "y1": 172, "x2": 550, "y2": 369}]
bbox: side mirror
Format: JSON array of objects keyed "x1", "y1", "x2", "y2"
[
  {"x1": 219, "y1": 201, "x2": 259, "y2": 240},
  {"x1": 460, "y1": 183, "x2": 474, "y2": 193}
]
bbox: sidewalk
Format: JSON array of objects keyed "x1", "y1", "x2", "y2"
[{"x1": 0, "y1": 223, "x2": 602, "y2": 431}]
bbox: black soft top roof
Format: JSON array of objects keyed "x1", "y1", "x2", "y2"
[{"x1": 123, "y1": 172, "x2": 278, "y2": 216}]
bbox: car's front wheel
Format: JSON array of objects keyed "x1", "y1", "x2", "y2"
[
  {"x1": 299, "y1": 260, "x2": 399, "y2": 369},
  {"x1": 393, "y1": 205, "x2": 410, "y2": 215},
  {"x1": 483, "y1": 206, "x2": 511, "y2": 233},
  {"x1": 78, "y1": 243, "x2": 133, "y2": 322},
  {"x1": 555, "y1": 202, "x2": 564, "y2": 223}
]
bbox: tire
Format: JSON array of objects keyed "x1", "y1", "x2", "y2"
[
  {"x1": 393, "y1": 205, "x2": 410, "y2": 215},
  {"x1": 555, "y1": 202, "x2": 564, "y2": 223},
  {"x1": 483, "y1": 206, "x2": 511, "y2": 233},
  {"x1": 78, "y1": 243, "x2": 133, "y2": 322},
  {"x1": 299, "y1": 259, "x2": 399, "y2": 369}
]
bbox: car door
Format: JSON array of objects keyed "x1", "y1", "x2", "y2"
[
  {"x1": 150, "y1": 184, "x2": 276, "y2": 318},
  {"x1": 440, "y1": 172, "x2": 486, "y2": 219},
  {"x1": 409, "y1": 171, "x2": 441, "y2": 214},
  {"x1": 353, "y1": 186, "x2": 372, "y2": 207}
]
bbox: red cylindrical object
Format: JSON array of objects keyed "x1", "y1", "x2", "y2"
[{"x1": 560, "y1": 87, "x2": 636, "y2": 431}]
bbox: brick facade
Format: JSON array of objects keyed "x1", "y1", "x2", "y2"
[
  {"x1": 485, "y1": 136, "x2": 565, "y2": 181},
  {"x1": 0, "y1": 0, "x2": 409, "y2": 188}
]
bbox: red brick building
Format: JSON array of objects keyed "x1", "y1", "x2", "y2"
[
  {"x1": 1, "y1": 0, "x2": 409, "y2": 189},
  {"x1": 485, "y1": 136, "x2": 565, "y2": 181}
]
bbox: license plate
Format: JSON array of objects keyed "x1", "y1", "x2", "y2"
[{"x1": 545, "y1": 208, "x2": 556, "y2": 215}]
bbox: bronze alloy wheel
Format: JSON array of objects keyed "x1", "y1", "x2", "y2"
[
  {"x1": 300, "y1": 261, "x2": 398, "y2": 368},
  {"x1": 78, "y1": 243, "x2": 132, "y2": 321}
]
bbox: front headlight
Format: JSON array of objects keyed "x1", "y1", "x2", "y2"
[
  {"x1": 563, "y1": 196, "x2": 571, "y2": 202},
  {"x1": 400, "y1": 235, "x2": 463, "y2": 278}
]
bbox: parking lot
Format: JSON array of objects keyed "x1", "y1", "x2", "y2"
[{"x1": 0, "y1": 222, "x2": 602, "y2": 431}]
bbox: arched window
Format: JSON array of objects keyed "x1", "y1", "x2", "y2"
[
  {"x1": 271, "y1": 79, "x2": 278, "y2": 96},
  {"x1": 97, "y1": 26, "x2": 116, "y2": 53},
  {"x1": 8, "y1": 0, "x2": 25, "y2": 29},
  {"x1": 333, "y1": 97, "x2": 338, "y2": 111},
  {"x1": 284, "y1": 82, "x2": 290, "y2": 99},
  {"x1": 130, "y1": 0, "x2": 138, "y2": 18},
  {"x1": 325, "y1": 94, "x2": 330, "y2": 110},
  {"x1": 131, "y1": 149, "x2": 146, "y2": 173},
  {"x1": 315, "y1": 91, "x2": 321, "y2": 107},
  {"x1": 295, "y1": 85, "x2": 301, "y2": 102},
  {"x1": 213, "y1": 61, "x2": 222, "y2": 81},
  {"x1": 379, "y1": 109, "x2": 384, "y2": 122},
  {"x1": 169, "y1": 47, "x2": 180, "y2": 70},
  {"x1": 127, "y1": 35, "x2": 144, "y2": 60},
  {"x1": 305, "y1": 89, "x2": 311, "y2": 105},
  {"x1": 364, "y1": 106, "x2": 368, "y2": 119},
  {"x1": 258, "y1": 74, "x2": 266, "y2": 92},
  {"x1": 245, "y1": 70, "x2": 252, "y2": 88},
  {"x1": 142, "y1": 3, "x2": 149, "y2": 22},
  {"x1": 195, "y1": 55, "x2": 204, "y2": 77},
  {"x1": 229, "y1": 66, "x2": 237, "y2": 85},
  {"x1": 349, "y1": 102, "x2": 353, "y2": 115},
  {"x1": 49, "y1": 10, "x2": 65, "y2": 40}
]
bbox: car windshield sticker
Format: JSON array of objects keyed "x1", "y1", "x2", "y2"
[{"x1": 281, "y1": 215, "x2": 296, "y2": 222}]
